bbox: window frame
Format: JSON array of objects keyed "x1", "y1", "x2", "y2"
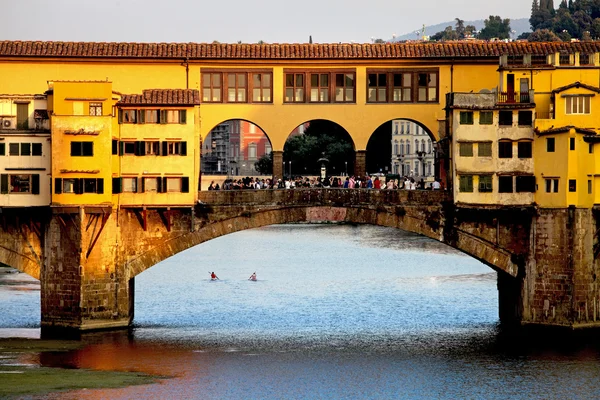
[
  {"x1": 309, "y1": 73, "x2": 331, "y2": 103},
  {"x1": 565, "y1": 95, "x2": 591, "y2": 115},
  {"x1": 498, "y1": 140, "x2": 513, "y2": 158},
  {"x1": 498, "y1": 110, "x2": 513, "y2": 126},
  {"x1": 479, "y1": 111, "x2": 493, "y2": 125},
  {"x1": 459, "y1": 111, "x2": 474, "y2": 125},
  {"x1": 70, "y1": 141, "x2": 94, "y2": 157},
  {"x1": 478, "y1": 175, "x2": 493, "y2": 193},
  {"x1": 226, "y1": 72, "x2": 248, "y2": 103},
  {"x1": 518, "y1": 110, "x2": 533, "y2": 126},
  {"x1": 459, "y1": 142, "x2": 473, "y2": 157},
  {"x1": 89, "y1": 102, "x2": 102, "y2": 116},
  {"x1": 517, "y1": 141, "x2": 533, "y2": 158},
  {"x1": 478, "y1": 142, "x2": 492, "y2": 157},
  {"x1": 367, "y1": 72, "x2": 388, "y2": 103},
  {"x1": 284, "y1": 70, "x2": 357, "y2": 104},
  {"x1": 546, "y1": 137, "x2": 555, "y2": 152},
  {"x1": 459, "y1": 175, "x2": 473, "y2": 192},
  {"x1": 498, "y1": 175, "x2": 514, "y2": 193},
  {"x1": 202, "y1": 72, "x2": 223, "y2": 103}
]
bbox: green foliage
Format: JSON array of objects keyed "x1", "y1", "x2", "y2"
[
  {"x1": 478, "y1": 15, "x2": 512, "y2": 39},
  {"x1": 530, "y1": 0, "x2": 600, "y2": 39},
  {"x1": 528, "y1": 28, "x2": 563, "y2": 41},
  {"x1": 254, "y1": 151, "x2": 273, "y2": 175},
  {"x1": 283, "y1": 120, "x2": 354, "y2": 176}
]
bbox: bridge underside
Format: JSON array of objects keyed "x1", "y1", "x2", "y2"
[{"x1": 1, "y1": 190, "x2": 598, "y2": 334}]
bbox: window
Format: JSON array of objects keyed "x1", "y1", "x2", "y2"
[
  {"x1": 478, "y1": 142, "x2": 492, "y2": 157},
  {"x1": 166, "y1": 177, "x2": 182, "y2": 192},
  {"x1": 0, "y1": 143, "x2": 4, "y2": 156},
  {"x1": 516, "y1": 175, "x2": 536, "y2": 192},
  {"x1": 9, "y1": 143, "x2": 19, "y2": 156},
  {"x1": 570, "y1": 137, "x2": 575, "y2": 151},
  {"x1": 123, "y1": 177, "x2": 138, "y2": 193},
  {"x1": 252, "y1": 73, "x2": 272, "y2": 102},
  {"x1": 285, "y1": 73, "x2": 305, "y2": 102},
  {"x1": 164, "y1": 110, "x2": 186, "y2": 124},
  {"x1": 478, "y1": 175, "x2": 493, "y2": 192},
  {"x1": 392, "y1": 73, "x2": 411, "y2": 102},
  {"x1": 55, "y1": 178, "x2": 103, "y2": 194},
  {"x1": 310, "y1": 73, "x2": 330, "y2": 102},
  {"x1": 547, "y1": 137, "x2": 555, "y2": 152},
  {"x1": 367, "y1": 73, "x2": 387, "y2": 102},
  {"x1": 83, "y1": 178, "x2": 98, "y2": 193},
  {"x1": 9, "y1": 174, "x2": 32, "y2": 193},
  {"x1": 145, "y1": 141, "x2": 160, "y2": 155},
  {"x1": 480, "y1": 111, "x2": 493, "y2": 125},
  {"x1": 518, "y1": 141, "x2": 532, "y2": 158},
  {"x1": 400, "y1": 141, "x2": 405, "y2": 155},
  {"x1": 144, "y1": 177, "x2": 158, "y2": 192},
  {"x1": 459, "y1": 142, "x2": 473, "y2": 157},
  {"x1": 518, "y1": 111, "x2": 532, "y2": 126},
  {"x1": 70, "y1": 141, "x2": 94, "y2": 156},
  {"x1": 89, "y1": 102, "x2": 102, "y2": 116},
  {"x1": 459, "y1": 111, "x2": 474, "y2": 125},
  {"x1": 589, "y1": 179, "x2": 592, "y2": 194},
  {"x1": 202, "y1": 72, "x2": 222, "y2": 102},
  {"x1": 62, "y1": 179, "x2": 76, "y2": 193},
  {"x1": 163, "y1": 141, "x2": 187, "y2": 156},
  {"x1": 590, "y1": 143, "x2": 594, "y2": 154},
  {"x1": 145, "y1": 109, "x2": 159, "y2": 123},
  {"x1": 20, "y1": 143, "x2": 30, "y2": 156},
  {"x1": 566, "y1": 95, "x2": 591, "y2": 114},
  {"x1": 569, "y1": 179, "x2": 577, "y2": 192},
  {"x1": 459, "y1": 175, "x2": 473, "y2": 192},
  {"x1": 417, "y1": 72, "x2": 437, "y2": 102},
  {"x1": 498, "y1": 141, "x2": 513, "y2": 158},
  {"x1": 123, "y1": 109, "x2": 137, "y2": 123},
  {"x1": 394, "y1": 141, "x2": 398, "y2": 155},
  {"x1": 32, "y1": 143, "x2": 42, "y2": 156},
  {"x1": 227, "y1": 73, "x2": 247, "y2": 102},
  {"x1": 335, "y1": 73, "x2": 355, "y2": 102},
  {"x1": 248, "y1": 143, "x2": 257, "y2": 159},
  {"x1": 545, "y1": 178, "x2": 559, "y2": 193},
  {"x1": 122, "y1": 142, "x2": 136, "y2": 155},
  {"x1": 499, "y1": 111, "x2": 513, "y2": 126},
  {"x1": 498, "y1": 176, "x2": 513, "y2": 193}
]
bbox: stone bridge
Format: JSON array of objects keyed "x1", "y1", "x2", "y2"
[{"x1": 0, "y1": 189, "x2": 598, "y2": 334}]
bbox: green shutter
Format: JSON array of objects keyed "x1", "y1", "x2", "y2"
[
  {"x1": 162, "y1": 177, "x2": 167, "y2": 192},
  {"x1": 112, "y1": 177, "x2": 122, "y2": 194},
  {"x1": 134, "y1": 141, "x2": 140, "y2": 156},
  {"x1": 112, "y1": 140, "x2": 118, "y2": 155},
  {"x1": 118, "y1": 109, "x2": 123, "y2": 124},
  {"x1": 31, "y1": 174, "x2": 40, "y2": 195},
  {"x1": 161, "y1": 141, "x2": 168, "y2": 156},
  {"x1": 0, "y1": 174, "x2": 8, "y2": 194},
  {"x1": 74, "y1": 178, "x2": 82, "y2": 195},
  {"x1": 179, "y1": 110, "x2": 187, "y2": 124},
  {"x1": 96, "y1": 178, "x2": 104, "y2": 194},
  {"x1": 0, "y1": 143, "x2": 5, "y2": 156},
  {"x1": 138, "y1": 141, "x2": 146, "y2": 156},
  {"x1": 157, "y1": 177, "x2": 162, "y2": 193},
  {"x1": 180, "y1": 141, "x2": 187, "y2": 156},
  {"x1": 160, "y1": 110, "x2": 167, "y2": 124},
  {"x1": 119, "y1": 141, "x2": 125, "y2": 156},
  {"x1": 138, "y1": 110, "x2": 145, "y2": 124},
  {"x1": 181, "y1": 177, "x2": 189, "y2": 193},
  {"x1": 141, "y1": 177, "x2": 145, "y2": 193},
  {"x1": 55, "y1": 178, "x2": 62, "y2": 194}
]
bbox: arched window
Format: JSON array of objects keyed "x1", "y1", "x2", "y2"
[
  {"x1": 428, "y1": 140, "x2": 432, "y2": 153},
  {"x1": 394, "y1": 140, "x2": 398, "y2": 155},
  {"x1": 248, "y1": 142, "x2": 257, "y2": 159},
  {"x1": 415, "y1": 139, "x2": 419, "y2": 152},
  {"x1": 400, "y1": 140, "x2": 405, "y2": 155},
  {"x1": 421, "y1": 140, "x2": 426, "y2": 152},
  {"x1": 394, "y1": 123, "x2": 399, "y2": 135},
  {"x1": 406, "y1": 142, "x2": 410, "y2": 155}
]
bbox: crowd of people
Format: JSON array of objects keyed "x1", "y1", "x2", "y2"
[{"x1": 207, "y1": 175, "x2": 443, "y2": 191}]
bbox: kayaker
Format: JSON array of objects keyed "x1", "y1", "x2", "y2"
[
  {"x1": 210, "y1": 271, "x2": 219, "y2": 280},
  {"x1": 249, "y1": 272, "x2": 257, "y2": 281}
]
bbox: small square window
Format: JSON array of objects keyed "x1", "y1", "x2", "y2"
[
  {"x1": 518, "y1": 111, "x2": 533, "y2": 126},
  {"x1": 499, "y1": 111, "x2": 513, "y2": 126},
  {"x1": 498, "y1": 141, "x2": 513, "y2": 158},
  {"x1": 546, "y1": 137, "x2": 555, "y2": 152},
  {"x1": 570, "y1": 137, "x2": 575, "y2": 151},
  {"x1": 569, "y1": 179, "x2": 576, "y2": 192},
  {"x1": 459, "y1": 111, "x2": 473, "y2": 125},
  {"x1": 478, "y1": 175, "x2": 493, "y2": 192},
  {"x1": 9, "y1": 143, "x2": 19, "y2": 156},
  {"x1": 516, "y1": 175, "x2": 536, "y2": 192},
  {"x1": 32, "y1": 143, "x2": 42, "y2": 156},
  {"x1": 479, "y1": 111, "x2": 493, "y2": 125},
  {"x1": 123, "y1": 177, "x2": 138, "y2": 192},
  {"x1": 459, "y1": 142, "x2": 473, "y2": 157},
  {"x1": 518, "y1": 142, "x2": 532, "y2": 158},
  {"x1": 498, "y1": 176, "x2": 513, "y2": 193},
  {"x1": 588, "y1": 179, "x2": 592, "y2": 194},
  {"x1": 478, "y1": 142, "x2": 492, "y2": 157},
  {"x1": 459, "y1": 175, "x2": 473, "y2": 192}
]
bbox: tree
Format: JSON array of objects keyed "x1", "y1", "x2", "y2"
[
  {"x1": 531, "y1": 0, "x2": 554, "y2": 30},
  {"x1": 431, "y1": 26, "x2": 458, "y2": 41},
  {"x1": 465, "y1": 25, "x2": 477, "y2": 37},
  {"x1": 373, "y1": 38, "x2": 385, "y2": 43},
  {"x1": 528, "y1": 28, "x2": 563, "y2": 41},
  {"x1": 455, "y1": 18, "x2": 466, "y2": 39},
  {"x1": 478, "y1": 16, "x2": 512, "y2": 39},
  {"x1": 254, "y1": 151, "x2": 273, "y2": 175}
]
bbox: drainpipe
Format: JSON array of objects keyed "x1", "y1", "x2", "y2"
[{"x1": 182, "y1": 58, "x2": 190, "y2": 89}]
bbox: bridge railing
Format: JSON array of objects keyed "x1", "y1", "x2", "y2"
[{"x1": 197, "y1": 188, "x2": 452, "y2": 206}]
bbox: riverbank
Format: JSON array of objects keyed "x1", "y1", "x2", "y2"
[{"x1": 0, "y1": 338, "x2": 163, "y2": 398}]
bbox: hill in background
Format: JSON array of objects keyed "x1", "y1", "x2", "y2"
[{"x1": 393, "y1": 18, "x2": 529, "y2": 41}]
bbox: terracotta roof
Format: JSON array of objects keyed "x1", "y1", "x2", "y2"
[
  {"x1": 552, "y1": 81, "x2": 600, "y2": 94},
  {"x1": 536, "y1": 125, "x2": 597, "y2": 136},
  {"x1": 119, "y1": 89, "x2": 200, "y2": 105},
  {"x1": 2, "y1": 40, "x2": 600, "y2": 60}
]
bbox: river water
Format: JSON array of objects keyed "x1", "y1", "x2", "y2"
[{"x1": 2, "y1": 224, "x2": 600, "y2": 399}]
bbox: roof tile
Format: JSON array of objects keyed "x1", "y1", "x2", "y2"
[{"x1": 118, "y1": 89, "x2": 200, "y2": 106}]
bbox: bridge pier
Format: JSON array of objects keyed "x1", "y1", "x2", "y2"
[
  {"x1": 354, "y1": 150, "x2": 366, "y2": 177},
  {"x1": 272, "y1": 150, "x2": 283, "y2": 180},
  {"x1": 41, "y1": 208, "x2": 133, "y2": 336}
]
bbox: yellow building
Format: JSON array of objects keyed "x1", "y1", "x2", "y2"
[
  {"x1": 50, "y1": 81, "x2": 114, "y2": 206},
  {"x1": 114, "y1": 89, "x2": 200, "y2": 208}
]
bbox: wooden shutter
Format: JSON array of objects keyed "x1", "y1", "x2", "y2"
[
  {"x1": 112, "y1": 140, "x2": 118, "y2": 155},
  {"x1": 160, "y1": 110, "x2": 167, "y2": 124},
  {"x1": 181, "y1": 141, "x2": 187, "y2": 156},
  {"x1": 119, "y1": 141, "x2": 125, "y2": 156},
  {"x1": 55, "y1": 178, "x2": 62, "y2": 194},
  {"x1": 162, "y1": 177, "x2": 167, "y2": 192},
  {"x1": 96, "y1": 178, "x2": 104, "y2": 194},
  {"x1": 74, "y1": 178, "x2": 82, "y2": 194},
  {"x1": 179, "y1": 110, "x2": 187, "y2": 124},
  {"x1": 112, "y1": 177, "x2": 122, "y2": 194},
  {"x1": 134, "y1": 141, "x2": 140, "y2": 156},
  {"x1": 0, "y1": 143, "x2": 5, "y2": 156},
  {"x1": 161, "y1": 141, "x2": 168, "y2": 156},
  {"x1": 31, "y1": 174, "x2": 40, "y2": 195},
  {"x1": 138, "y1": 110, "x2": 145, "y2": 124},
  {"x1": 181, "y1": 177, "x2": 189, "y2": 193},
  {"x1": 141, "y1": 177, "x2": 145, "y2": 193},
  {"x1": 0, "y1": 174, "x2": 8, "y2": 194},
  {"x1": 118, "y1": 109, "x2": 123, "y2": 124},
  {"x1": 157, "y1": 177, "x2": 162, "y2": 193},
  {"x1": 138, "y1": 141, "x2": 146, "y2": 156}
]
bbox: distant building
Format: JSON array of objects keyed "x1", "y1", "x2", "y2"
[{"x1": 391, "y1": 120, "x2": 435, "y2": 181}]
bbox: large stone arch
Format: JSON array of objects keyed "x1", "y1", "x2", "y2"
[
  {"x1": 125, "y1": 195, "x2": 521, "y2": 279},
  {"x1": 0, "y1": 209, "x2": 45, "y2": 279}
]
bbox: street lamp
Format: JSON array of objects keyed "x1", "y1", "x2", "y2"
[
  {"x1": 289, "y1": 160, "x2": 292, "y2": 178},
  {"x1": 345, "y1": 161, "x2": 348, "y2": 176}
]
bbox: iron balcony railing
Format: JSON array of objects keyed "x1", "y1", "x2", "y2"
[{"x1": 498, "y1": 91, "x2": 531, "y2": 104}]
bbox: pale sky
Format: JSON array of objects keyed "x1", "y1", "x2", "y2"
[{"x1": 3, "y1": 0, "x2": 530, "y2": 44}]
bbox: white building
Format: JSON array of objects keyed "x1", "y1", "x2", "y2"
[
  {"x1": 391, "y1": 120, "x2": 435, "y2": 181},
  {"x1": 0, "y1": 95, "x2": 51, "y2": 207}
]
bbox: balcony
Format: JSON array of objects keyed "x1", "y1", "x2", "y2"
[{"x1": 497, "y1": 91, "x2": 532, "y2": 104}]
